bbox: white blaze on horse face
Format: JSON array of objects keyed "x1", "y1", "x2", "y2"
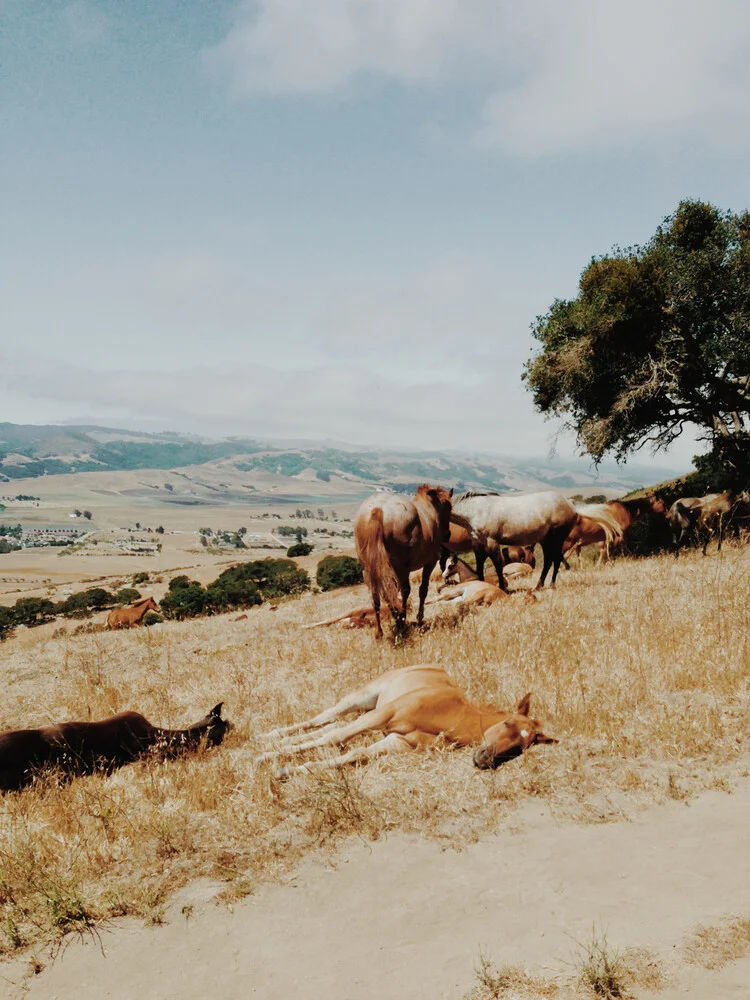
[{"x1": 520, "y1": 730, "x2": 529, "y2": 738}]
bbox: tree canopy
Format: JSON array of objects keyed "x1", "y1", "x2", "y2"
[{"x1": 524, "y1": 201, "x2": 750, "y2": 483}]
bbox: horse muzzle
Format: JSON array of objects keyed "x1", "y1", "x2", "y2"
[{"x1": 473, "y1": 743, "x2": 523, "y2": 770}]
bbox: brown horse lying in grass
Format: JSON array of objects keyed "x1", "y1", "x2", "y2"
[
  {"x1": 256, "y1": 665, "x2": 556, "y2": 777},
  {"x1": 107, "y1": 596, "x2": 160, "y2": 629},
  {"x1": 0, "y1": 703, "x2": 231, "y2": 791},
  {"x1": 301, "y1": 606, "x2": 379, "y2": 630}
]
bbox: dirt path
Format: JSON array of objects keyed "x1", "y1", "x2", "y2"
[{"x1": 4, "y1": 781, "x2": 750, "y2": 999}]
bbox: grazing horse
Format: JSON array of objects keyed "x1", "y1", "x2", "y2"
[
  {"x1": 562, "y1": 495, "x2": 667, "y2": 568},
  {"x1": 256, "y1": 664, "x2": 556, "y2": 777},
  {"x1": 669, "y1": 493, "x2": 721, "y2": 557},
  {"x1": 107, "y1": 596, "x2": 160, "y2": 629},
  {"x1": 354, "y1": 485, "x2": 453, "y2": 639},
  {"x1": 451, "y1": 492, "x2": 622, "y2": 591},
  {"x1": 0, "y1": 704, "x2": 231, "y2": 791}
]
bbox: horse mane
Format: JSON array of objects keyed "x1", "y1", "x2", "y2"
[
  {"x1": 454, "y1": 491, "x2": 503, "y2": 502},
  {"x1": 416, "y1": 484, "x2": 452, "y2": 501}
]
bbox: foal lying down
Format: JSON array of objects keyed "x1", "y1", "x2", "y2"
[
  {"x1": 257, "y1": 665, "x2": 556, "y2": 778},
  {"x1": 0, "y1": 703, "x2": 231, "y2": 791}
]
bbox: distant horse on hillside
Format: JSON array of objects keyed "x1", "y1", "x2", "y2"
[
  {"x1": 354, "y1": 485, "x2": 454, "y2": 639},
  {"x1": 451, "y1": 491, "x2": 622, "y2": 591},
  {"x1": 108, "y1": 596, "x2": 160, "y2": 630}
]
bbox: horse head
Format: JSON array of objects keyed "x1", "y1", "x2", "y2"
[
  {"x1": 192, "y1": 703, "x2": 233, "y2": 747},
  {"x1": 472, "y1": 693, "x2": 557, "y2": 770},
  {"x1": 418, "y1": 484, "x2": 454, "y2": 541}
]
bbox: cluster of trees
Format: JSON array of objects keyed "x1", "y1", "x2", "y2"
[
  {"x1": 525, "y1": 200, "x2": 750, "y2": 492},
  {"x1": 0, "y1": 586, "x2": 143, "y2": 639},
  {"x1": 160, "y1": 558, "x2": 310, "y2": 621},
  {"x1": 316, "y1": 555, "x2": 363, "y2": 591}
]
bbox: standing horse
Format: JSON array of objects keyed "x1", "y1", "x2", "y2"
[
  {"x1": 452, "y1": 492, "x2": 622, "y2": 590},
  {"x1": 563, "y1": 494, "x2": 668, "y2": 567},
  {"x1": 669, "y1": 493, "x2": 720, "y2": 557},
  {"x1": 107, "y1": 596, "x2": 160, "y2": 630},
  {"x1": 354, "y1": 485, "x2": 453, "y2": 639}
]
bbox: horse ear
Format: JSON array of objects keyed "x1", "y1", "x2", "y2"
[
  {"x1": 448, "y1": 487, "x2": 453, "y2": 498},
  {"x1": 210, "y1": 703, "x2": 224, "y2": 718},
  {"x1": 516, "y1": 692, "x2": 532, "y2": 716}
]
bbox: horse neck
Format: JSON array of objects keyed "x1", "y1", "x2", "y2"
[
  {"x1": 462, "y1": 701, "x2": 510, "y2": 741},
  {"x1": 151, "y1": 723, "x2": 205, "y2": 749}
]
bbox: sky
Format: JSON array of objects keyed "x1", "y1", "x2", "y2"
[{"x1": 2, "y1": 0, "x2": 749, "y2": 469}]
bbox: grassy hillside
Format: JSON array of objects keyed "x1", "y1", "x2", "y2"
[{"x1": 0, "y1": 545, "x2": 747, "y2": 955}]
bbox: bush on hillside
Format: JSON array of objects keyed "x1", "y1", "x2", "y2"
[
  {"x1": 160, "y1": 580, "x2": 210, "y2": 620},
  {"x1": 116, "y1": 588, "x2": 142, "y2": 605},
  {"x1": 316, "y1": 555, "x2": 363, "y2": 591},
  {"x1": 286, "y1": 542, "x2": 313, "y2": 558}
]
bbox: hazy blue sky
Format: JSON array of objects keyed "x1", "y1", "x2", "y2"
[{"x1": 2, "y1": 0, "x2": 749, "y2": 468}]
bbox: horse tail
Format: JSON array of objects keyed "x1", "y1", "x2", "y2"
[
  {"x1": 358, "y1": 508, "x2": 402, "y2": 611},
  {"x1": 574, "y1": 503, "x2": 623, "y2": 544}
]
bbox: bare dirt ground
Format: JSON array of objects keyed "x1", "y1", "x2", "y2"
[
  {"x1": 2, "y1": 782, "x2": 750, "y2": 999},
  {"x1": 0, "y1": 518, "x2": 748, "y2": 998}
]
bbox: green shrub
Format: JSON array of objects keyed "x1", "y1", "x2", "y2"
[
  {"x1": 212, "y1": 559, "x2": 309, "y2": 601},
  {"x1": 116, "y1": 588, "x2": 142, "y2": 604},
  {"x1": 316, "y1": 555, "x2": 363, "y2": 591},
  {"x1": 132, "y1": 571, "x2": 150, "y2": 585},
  {"x1": 286, "y1": 542, "x2": 313, "y2": 557},
  {"x1": 143, "y1": 611, "x2": 163, "y2": 626},
  {"x1": 0, "y1": 606, "x2": 14, "y2": 639},
  {"x1": 160, "y1": 581, "x2": 210, "y2": 620},
  {"x1": 12, "y1": 598, "x2": 57, "y2": 627},
  {"x1": 168, "y1": 575, "x2": 192, "y2": 591}
]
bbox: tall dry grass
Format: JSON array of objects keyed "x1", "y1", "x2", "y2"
[{"x1": 0, "y1": 546, "x2": 748, "y2": 955}]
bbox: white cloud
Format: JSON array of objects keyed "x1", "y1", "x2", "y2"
[{"x1": 204, "y1": 0, "x2": 750, "y2": 155}]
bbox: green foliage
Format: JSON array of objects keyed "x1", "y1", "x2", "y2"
[
  {"x1": 287, "y1": 542, "x2": 313, "y2": 557},
  {"x1": 277, "y1": 525, "x2": 307, "y2": 537},
  {"x1": 160, "y1": 581, "x2": 209, "y2": 620},
  {"x1": 0, "y1": 524, "x2": 22, "y2": 538},
  {"x1": 0, "y1": 539, "x2": 21, "y2": 554},
  {"x1": 132, "y1": 571, "x2": 150, "y2": 585},
  {"x1": 160, "y1": 559, "x2": 310, "y2": 621},
  {"x1": 116, "y1": 588, "x2": 142, "y2": 604},
  {"x1": 56, "y1": 588, "x2": 117, "y2": 616},
  {"x1": 316, "y1": 555, "x2": 364, "y2": 591},
  {"x1": 12, "y1": 598, "x2": 57, "y2": 627},
  {"x1": 143, "y1": 611, "x2": 163, "y2": 626},
  {"x1": 525, "y1": 200, "x2": 750, "y2": 484},
  {"x1": 0, "y1": 605, "x2": 15, "y2": 640}
]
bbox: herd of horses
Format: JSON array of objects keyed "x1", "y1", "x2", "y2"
[{"x1": 0, "y1": 483, "x2": 747, "y2": 791}]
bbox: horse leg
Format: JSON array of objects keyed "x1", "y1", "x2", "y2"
[
  {"x1": 372, "y1": 591, "x2": 383, "y2": 640},
  {"x1": 439, "y1": 547, "x2": 449, "y2": 573},
  {"x1": 417, "y1": 562, "x2": 433, "y2": 626},
  {"x1": 259, "y1": 705, "x2": 394, "y2": 763},
  {"x1": 484, "y1": 540, "x2": 507, "y2": 591},
  {"x1": 258, "y1": 681, "x2": 384, "y2": 742},
  {"x1": 474, "y1": 546, "x2": 487, "y2": 581},
  {"x1": 276, "y1": 731, "x2": 423, "y2": 778}
]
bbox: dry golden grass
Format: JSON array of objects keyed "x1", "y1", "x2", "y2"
[
  {"x1": 0, "y1": 546, "x2": 748, "y2": 957},
  {"x1": 683, "y1": 914, "x2": 750, "y2": 970}
]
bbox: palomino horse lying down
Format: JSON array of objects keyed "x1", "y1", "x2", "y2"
[
  {"x1": 0, "y1": 704, "x2": 231, "y2": 791},
  {"x1": 427, "y1": 580, "x2": 507, "y2": 607},
  {"x1": 256, "y1": 665, "x2": 556, "y2": 777}
]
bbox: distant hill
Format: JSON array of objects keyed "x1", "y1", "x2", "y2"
[{"x1": 0, "y1": 422, "x2": 684, "y2": 497}]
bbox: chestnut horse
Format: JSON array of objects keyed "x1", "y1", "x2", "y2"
[
  {"x1": 256, "y1": 664, "x2": 556, "y2": 777},
  {"x1": 451, "y1": 492, "x2": 622, "y2": 590},
  {"x1": 0, "y1": 704, "x2": 231, "y2": 791},
  {"x1": 108, "y1": 596, "x2": 160, "y2": 630},
  {"x1": 354, "y1": 485, "x2": 453, "y2": 639},
  {"x1": 563, "y1": 494, "x2": 668, "y2": 567}
]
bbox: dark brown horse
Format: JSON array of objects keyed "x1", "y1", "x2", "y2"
[
  {"x1": 0, "y1": 704, "x2": 230, "y2": 791},
  {"x1": 354, "y1": 485, "x2": 453, "y2": 638}
]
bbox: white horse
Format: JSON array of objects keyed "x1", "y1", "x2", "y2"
[{"x1": 451, "y1": 491, "x2": 622, "y2": 590}]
